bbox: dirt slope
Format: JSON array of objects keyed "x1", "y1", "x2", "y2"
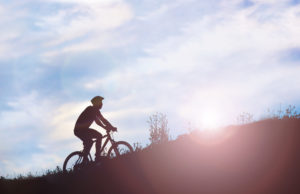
[{"x1": 1, "y1": 118, "x2": 300, "y2": 194}]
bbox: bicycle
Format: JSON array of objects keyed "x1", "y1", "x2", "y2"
[{"x1": 63, "y1": 128, "x2": 133, "y2": 173}]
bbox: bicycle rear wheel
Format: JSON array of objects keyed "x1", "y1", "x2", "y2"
[
  {"x1": 63, "y1": 151, "x2": 92, "y2": 173},
  {"x1": 107, "y1": 141, "x2": 133, "y2": 159}
]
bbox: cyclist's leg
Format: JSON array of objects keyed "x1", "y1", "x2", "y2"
[
  {"x1": 84, "y1": 128, "x2": 103, "y2": 159},
  {"x1": 74, "y1": 129, "x2": 93, "y2": 163},
  {"x1": 83, "y1": 140, "x2": 93, "y2": 158},
  {"x1": 75, "y1": 128, "x2": 102, "y2": 159}
]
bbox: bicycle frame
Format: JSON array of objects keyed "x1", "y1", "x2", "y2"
[
  {"x1": 97, "y1": 131, "x2": 115, "y2": 156},
  {"x1": 78, "y1": 131, "x2": 115, "y2": 161}
]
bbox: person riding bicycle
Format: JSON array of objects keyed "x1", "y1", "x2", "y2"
[{"x1": 74, "y1": 96, "x2": 117, "y2": 162}]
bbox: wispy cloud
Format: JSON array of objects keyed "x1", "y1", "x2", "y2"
[
  {"x1": 0, "y1": 92, "x2": 77, "y2": 175},
  {"x1": 0, "y1": 0, "x2": 133, "y2": 61},
  {"x1": 38, "y1": 0, "x2": 133, "y2": 59}
]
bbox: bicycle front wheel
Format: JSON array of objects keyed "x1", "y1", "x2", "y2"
[
  {"x1": 63, "y1": 151, "x2": 91, "y2": 173},
  {"x1": 107, "y1": 141, "x2": 133, "y2": 159}
]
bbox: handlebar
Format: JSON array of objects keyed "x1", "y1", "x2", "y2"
[{"x1": 106, "y1": 126, "x2": 117, "y2": 132}]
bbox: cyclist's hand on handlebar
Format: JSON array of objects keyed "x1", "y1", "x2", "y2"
[
  {"x1": 111, "y1": 126, "x2": 117, "y2": 132},
  {"x1": 107, "y1": 126, "x2": 117, "y2": 132}
]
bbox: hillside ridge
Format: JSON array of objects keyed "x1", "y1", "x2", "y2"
[{"x1": 1, "y1": 118, "x2": 300, "y2": 194}]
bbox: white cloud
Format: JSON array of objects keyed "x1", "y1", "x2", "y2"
[
  {"x1": 137, "y1": 1, "x2": 183, "y2": 21},
  {"x1": 39, "y1": 0, "x2": 133, "y2": 59},
  {"x1": 0, "y1": 0, "x2": 133, "y2": 61},
  {"x1": 251, "y1": 0, "x2": 290, "y2": 4},
  {"x1": 47, "y1": 0, "x2": 123, "y2": 5},
  {"x1": 0, "y1": 3, "x2": 27, "y2": 59},
  {"x1": 0, "y1": 92, "x2": 79, "y2": 175},
  {"x1": 49, "y1": 101, "x2": 88, "y2": 141}
]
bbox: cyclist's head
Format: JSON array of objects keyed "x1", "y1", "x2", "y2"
[{"x1": 91, "y1": 96, "x2": 104, "y2": 108}]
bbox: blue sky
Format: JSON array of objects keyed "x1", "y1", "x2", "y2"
[{"x1": 1, "y1": 0, "x2": 300, "y2": 176}]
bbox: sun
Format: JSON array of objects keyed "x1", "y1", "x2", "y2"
[
  {"x1": 199, "y1": 110, "x2": 222, "y2": 130},
  {"x1": 179, "y1": 100, "x2": 225, "y2": 131}
]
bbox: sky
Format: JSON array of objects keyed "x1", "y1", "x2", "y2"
[{"x1": 1, "y1": 0, "x2": 300, "y2": 176}]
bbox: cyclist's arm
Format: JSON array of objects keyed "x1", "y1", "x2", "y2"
[
  {"x1": 95, "y1": 118, "x2": 106, "y2": 129},
  {"x1": 95, "y1": 112, "x2": 113, "y2": 130}
]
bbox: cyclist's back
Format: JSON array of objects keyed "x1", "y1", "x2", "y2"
[{"x1": 75, "y1": 105, "x2": 101, "y2": 130}]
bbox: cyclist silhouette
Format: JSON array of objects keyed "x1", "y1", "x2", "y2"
[{"x1": 74, "y1": 96, "x2": 117, "y2": 162}]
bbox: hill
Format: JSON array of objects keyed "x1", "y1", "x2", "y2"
[{"x1": 1, "y1": 118, "x2": 300, "y2": 194}]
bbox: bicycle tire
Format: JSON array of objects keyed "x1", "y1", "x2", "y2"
[
  {"x1": 63, "y1": 151, "x2": 92, "y2": 173},
  {"x1": 107, "y1": 141, "x2": 133, "y2": 159}
]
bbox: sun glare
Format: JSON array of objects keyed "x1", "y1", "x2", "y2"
[
  {"x1": 199, "y1": 110, "x2": 223, "y2": 131},
  {"x1": 179, "y1": 98, "x2": 226, "y2": 132}
]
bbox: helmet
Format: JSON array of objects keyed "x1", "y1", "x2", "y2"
[{"x1": 91, "y1": 96, "x2": 104, "y2": 106}]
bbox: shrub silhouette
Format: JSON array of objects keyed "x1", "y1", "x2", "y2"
[
  {"x1": 266, "y1": 104, "x2": 300, "y2": 119},
  {"x1": 147, "y1": 112, "x2": 170, "y2": 145},
  {"x1": 236, "y1": 112, "x2": 254, "y2": 124}
]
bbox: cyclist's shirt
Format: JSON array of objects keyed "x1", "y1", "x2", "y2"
[{"x1": 74, "y1": 106, "x2": 102, "y2": 130}]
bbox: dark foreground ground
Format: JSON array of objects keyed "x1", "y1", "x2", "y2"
[{"x1": 1, "y1": 118, "x2": 300, "y2": 194}]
